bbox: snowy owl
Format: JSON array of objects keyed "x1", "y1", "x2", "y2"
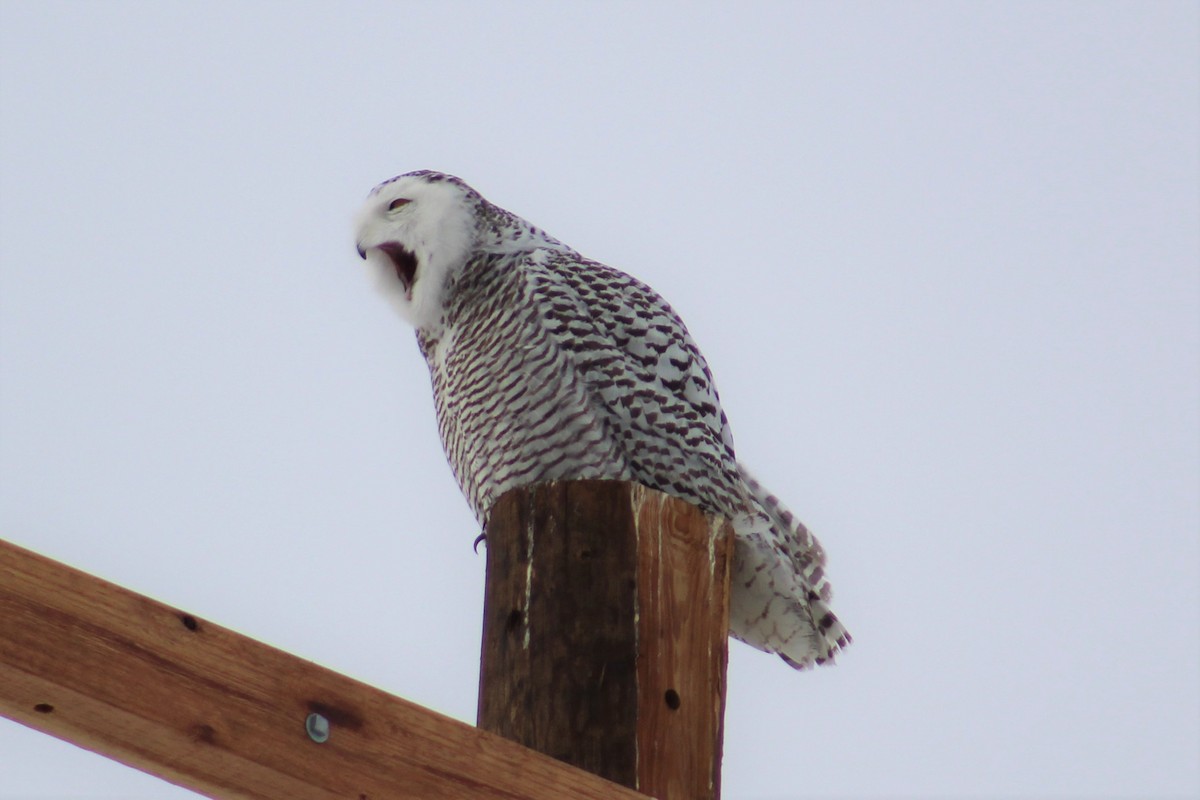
[{"x1": 354, "y1": 171, "x2": 850, "y2": 668}]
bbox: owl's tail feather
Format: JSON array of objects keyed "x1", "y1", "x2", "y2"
[
  {"x1": 732, "y1": 464, "x2": 852, "y2": 669},
  {"x1": 778, "y1": 593, "x2": 853, "y2": 670}
]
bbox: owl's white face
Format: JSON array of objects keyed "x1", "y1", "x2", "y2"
[{"x1": 354, "y1": 173, "x2": 478, "y2": 329}]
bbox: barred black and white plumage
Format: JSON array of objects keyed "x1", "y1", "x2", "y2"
[{"x1": 354, "y1": 170, "x2": 850, "y2": 668}]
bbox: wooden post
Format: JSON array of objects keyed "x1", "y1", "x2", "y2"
[{"x1": 477, "y1": 481, "x2": 734, "y2": 800}]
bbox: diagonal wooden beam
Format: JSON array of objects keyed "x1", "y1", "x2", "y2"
[{"x1": 0, "y1": 537, "x2": 648, "y2": 799}]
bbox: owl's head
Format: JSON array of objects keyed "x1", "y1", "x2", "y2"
[{"x1": 354, "y1": 171, "x2": 482, "y2": 329}]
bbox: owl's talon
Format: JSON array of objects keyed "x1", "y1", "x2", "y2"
[{"x1": 473, "y1": 532, "x2": 487, "y2": 553}]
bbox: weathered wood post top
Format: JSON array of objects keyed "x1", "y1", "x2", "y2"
[{"x1": 477, "y1": 480, "x2": 735, "y2": 800}]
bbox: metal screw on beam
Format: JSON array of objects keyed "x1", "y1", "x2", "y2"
[{"x1": 305, "y1": 712, "x2": 330, "y2": 743}]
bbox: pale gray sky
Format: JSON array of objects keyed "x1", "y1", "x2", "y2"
[{"x1": 2, "y1": 2, "x2": 1197, "y2": 798}]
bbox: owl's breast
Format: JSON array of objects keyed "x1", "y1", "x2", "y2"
[{"x1": 425, "y1": 294, "x2": 632, "y2": 524}]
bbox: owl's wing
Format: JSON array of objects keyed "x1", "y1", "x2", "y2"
[
  {"x1": 517, "y1": 248, "x2": 849, "y2": 668},
  {"x1": 519, "y1": 249, "x2": 746, "y2": 516}
]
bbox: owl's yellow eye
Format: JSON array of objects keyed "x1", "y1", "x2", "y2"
[{"x1": 388, "y1": 198, "x2": 411, "y2": 211}]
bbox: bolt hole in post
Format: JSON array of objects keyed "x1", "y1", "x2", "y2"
[
  {"x1": 664, "y1": 689, "x2": 681, "y2": 710},
  {"x1": 33, "y1": 703, "x2": 54, "y2": 714}
]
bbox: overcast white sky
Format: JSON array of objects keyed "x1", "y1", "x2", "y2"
[{"x1": 2, "y1": 2, "x2": 1197, "y2": 798}]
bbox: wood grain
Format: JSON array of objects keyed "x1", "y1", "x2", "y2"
[
  {"x1": 0, "y1": 537, "x2": 648, "y2": 799},
  {"x1": 478, "y1": 481, "x2": 733, "y2": 800}
]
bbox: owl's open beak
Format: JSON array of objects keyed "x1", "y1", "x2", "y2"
[
  {"x1": 357, "y1": 241, "x2": 419, "y2": 294},
  {"x1": 377, "y1": 242, "x2": 419, "y2": 293}
]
